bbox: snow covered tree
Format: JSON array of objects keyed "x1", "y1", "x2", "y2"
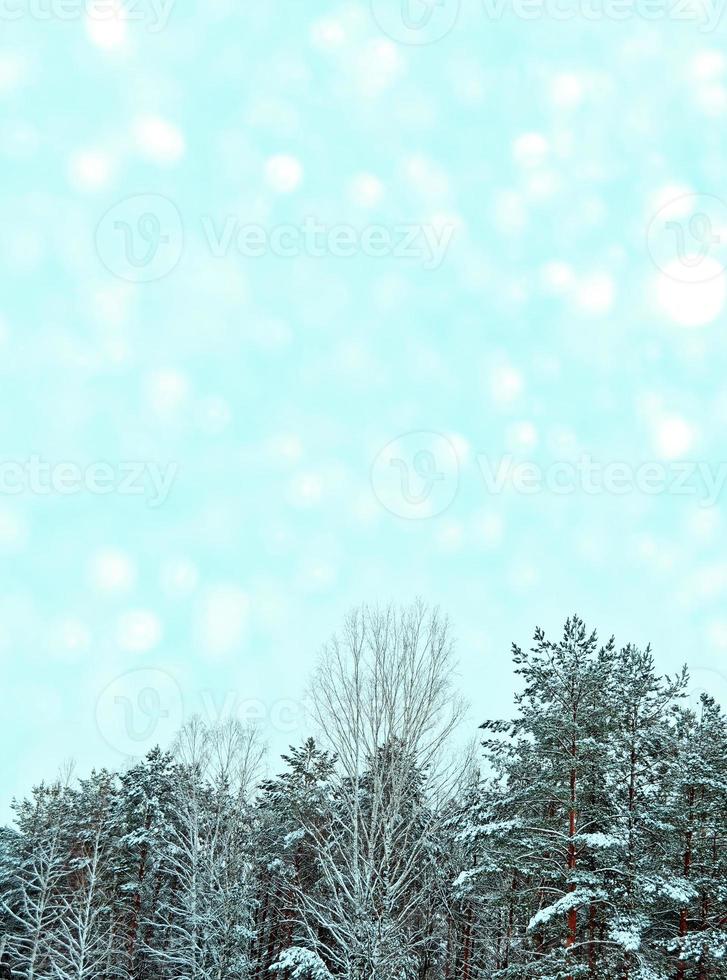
[
  {"x1": 1, "y1": 608, "x2": 724, "y2": 980},
  {"x1": 148, "y1": 717, "x2": 262, "y2": 980},
  {"x1": 285, "y1": 601, "x2": 468, "y2": 980},
  {"x1": 475, "y1": 617, "x2": 620, "y2": 978},
  {"x1": 667, "y1": 694, "x2": 727, "y2": 979},
  {"x1": 44, "y1": 772, "x2": 117, "y2": 980},
  {"x1": 468, "y1": 617, "x2": 705, "y2": 980},
  {"x1": 114, "y1": 746, "x2": 178, "y2": 980},
  {"x1": 2, "y1": 775, "x2": 74, "y2": 979},
  {"x1": 602, "y1": 644, "x2": 688, "y2": 978},
  {"x1": 254, "y1": 738, "x2": 337, "y2": 979}
]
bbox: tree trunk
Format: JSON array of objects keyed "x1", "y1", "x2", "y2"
[
  {"x1": 461, "y1": 905, "x2": 473, "y2": 980},
  {"x1": 676, "y1": 787, "x2": 694, "y2": 980},
  {"x1": 566, "y1": 726, "x2": 578, "y2": 980}
]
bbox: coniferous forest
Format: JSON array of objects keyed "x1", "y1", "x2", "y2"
[{"x1": 1, "y1": 605, "x2": 725, "y2": 980}]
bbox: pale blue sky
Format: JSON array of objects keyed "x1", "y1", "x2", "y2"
[{"x1": 2, "y1": 0, "x2": 727, "y2": 820}]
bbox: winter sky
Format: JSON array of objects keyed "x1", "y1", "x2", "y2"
[{"x1": 2, "y1": 0, "x2": 727, "y2": 820}]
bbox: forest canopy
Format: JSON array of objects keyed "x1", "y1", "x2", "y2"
[{"x1": 1, "y1": 604, "x2": 725, "y2": 980}]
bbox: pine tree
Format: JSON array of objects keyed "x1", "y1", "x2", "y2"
[
  {"x1": 115, "y1": 746, "x2": 178, "y2": 979},
  {"x1": 603, "y1": 645, "x2": 688, "y2": 978},
  {"x1": 477, "y1": 617, "x2": 619, "y2": 978},
  {"x1": 256, "y1": 739, "x2": 337, "y2": 979},
  {"x1": 669, "y1": 695, "x2": 727, "y2": 978}
]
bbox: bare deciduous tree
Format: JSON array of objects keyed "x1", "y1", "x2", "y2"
[
  {"x1": 3, "y1": 773, "x2": 74, "y2": 980},
  {"x1": 288, "y1": 601, "x2": 469, "y2": 980},
  {"x1": 148, "y1": 717, "x2": 263, "y2": 980}
]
